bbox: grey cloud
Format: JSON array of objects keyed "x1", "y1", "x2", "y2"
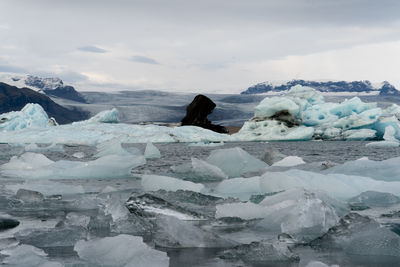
[
  {"x1": 77, "y1": 46, "x2": 108, "y2": 53},
  {"x1": 130, "y1": 56, "x2": 160, "y2": 65},
  {"x1": 0, "y1": 64, "x2": 27, "y2": 73}
]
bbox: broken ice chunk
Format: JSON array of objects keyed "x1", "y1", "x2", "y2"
[
  {"x1": 219, "y1": 238, "x2": 299, "y2": 262},
  {"x1": 15, "y1": 189, "x2": 44, "y2": 202},
  {"x1": 0, "y1": 217, "x2": 20, "y2": 231},
  {"x1": 74, "y1": 234, "x2": 169, "y2": 267},
  {"x1": 0, "y1": 244, "x2": 62, "y2": 266},
  {"x1": 272, "y1": 156, "x2": 305, "y2": 167},
  {"x1": 206, "y1": 147, "x2": 268, "y2": 178},
  {"x1": 348, "y1": 191, "x2": 400, "y2": 209},
  {"x1": 190, "y1": 157, "x2": 228, "y2": 181},
  {"x1": 154, "y1": 215, "x2": 236, "y2": 248},
  {"x1": 1, "y1": 152, "x2": 146, "y2": 179},
  {"x1": 141, "y1": 174, "x2": 204, "y2": 192},
  {"x1": 263, "y1": 147, "x2": 286, "y2": 165},
  {"x1": 311, "y1": 213, "x2": 400, "y2": 257},
  {"x1": 144, "y1": 142, "x2": 161, "y2": 159}
]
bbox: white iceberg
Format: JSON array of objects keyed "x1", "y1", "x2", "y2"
[
  {"x1": 216, "y1": 188, "x2": 348, "y2": 242},
  {"x1": 206, "y1": 147, "x2": 268, "y2": 178},
  {"x1": 74, "y1": 234, "x2": 169, "y2": 267},
  {"x1": 366, "y1": 126, "x2": 400, "y2": 147},
  {"x1": 0, "y1": 244, "x2": 62, "y2": 267},
  {"x1": 272, "y1": 156, "x2": 305, "y2": 167},
  {"x1": 1, "y1": 152, "x2": 146, "y2": 179},
  {"x1": 0, "y1": 103, "x2": 54, "y2": 131},
  {"x1": 144, "y1": 142, "x2": 161, "y2": 159},
  {"x1": 141, "y1": 174, "x2": 205, "y2": 192}
]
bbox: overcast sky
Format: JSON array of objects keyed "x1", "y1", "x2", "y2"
[{"x1": 1, "y1": 0, "x2": 400, "y2": 93}]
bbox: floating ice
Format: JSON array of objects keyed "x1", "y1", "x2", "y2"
[
  {"x1": 263, "y1": 147, "x2": 286, "y2": 165},
  {"x1": 305, "y1": 261, "x2": 338, "y2": 267},
  {"x1": 215, "y1": 176, "x2": 263, "y2": 199},
  {"x1": 141, "y1": 174, "x2": 205, "y2": 192},
  {"x1": 216, "y1": 188, "x2": 347, "y2": 242},
  {"x1": 24, "y1": 143, "x2": 64, "y2": 153},
  {"x1": 366, "y1": 126, "x2": 400, "y2": 147},
  {"x1": 206, "y1": 147, "x2": 268, "y2": 178},
  {"x1": 72, "y1": 152, "x2": 85, "y2": 158},
  {"x1": 77, "y1": 108, "x2": 119, "y2": 124},
  {"x1": 219, "y1": 238, "x2": 299, "y2": 262},
  {"x1": 272, "y1": 156, "x2": 305, "y2": 167},
  {"x1": 260, "y1": 169, "x2": 400, "y2": 199},
  {"x1": 324, "y1": 156, "x2": 400, "y2": 182},
  {"x1": 94, "y1": 138, "x2": 135, "y2": 158},
  {"x1": 187, "y1": 141, "x2": 224, "y2": 147},
  {"x1": 74, "y1": 234, "x2": 169, "y2": 267},
  {"x1": 0, "y1": 244, "x2": 62, "y2": 266},
  {"x1": 347, "y1": 191, "x2": 400, "y2": 208},
  {"x1": 154, "y1": 215, "x2": 235, "y2": 248},
  {"x1": 191, "y1": 157, "x2": 228, "y2": 181},
  {"x1": 1, "y1": 152, "x2": 146, "y2": 179},
  {"x1": 15, "y1": 188, "x2": 45, "y2": 202},
  {"x1": 6, "y1": 179, "x2": 85, "y2": 196},
  {"x1": 311, "y1": 213, "x2": 400, "y2": 257},
  {"x1": 0, "y1": 103, "x2": 53, "y2": 131},
  {"x1": 144, "y1": 142, "x2": 161, "y2": 159}
]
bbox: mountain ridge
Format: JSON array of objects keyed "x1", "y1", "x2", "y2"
[{"x1": 241, "y1": 79, "x2": 400, "y2": 96}]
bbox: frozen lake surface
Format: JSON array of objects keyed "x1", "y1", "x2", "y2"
[{"x1": 1, "y1": 141, "x2": 400, "y2": 266}]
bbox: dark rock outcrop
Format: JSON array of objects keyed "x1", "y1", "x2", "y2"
[
  {"x1": 0, "y1": 82, "x2": 89, "y2": 124},
  {"x1": 181, "y1": 94, "x2": 228, "y2": 133}
]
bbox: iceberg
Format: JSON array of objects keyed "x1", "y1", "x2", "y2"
[
  {"x1": 74, "y1": 234, "x2": 169, "y2": 267},
  {"x1": 272, "y1": 156, "x2": 305, "y2": 167},
  {"x1": 0, "y1": 103, "x2": 54, "y2": 131},
  {"x1": 324, "y1": 156, "x2": 400, "y2": 182},
  {"x1": 206, "y1": 147, "x2": 268, "y2": 178},
  {"x1": 0, "y1": 244, "x2": 62, "y2": 266},
  {"x1": 141, "y1": 174, "x2": 205, "y2": 192},
  {"x1": 144, "y1": 142, "x2": 161, "y2": 159},
  {"x1": 1, "y1": 152, "x2": 146, "y2": 179},
  {"x1": 366, "y1": 126, "x2": 400, "y2": 147},
  {"x1": 311, "y1": 213, "x2": 400, "y2": 257},
  {"x1": 217, "y1": 188, "x2": 347, "y2": 242},
  {"x1": 347, "y1": 191, "x2": 400, "y2": 208}
]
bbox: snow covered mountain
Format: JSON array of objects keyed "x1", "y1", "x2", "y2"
[
  {"x1": 0, "y1": 82, "x2": 88, "y2": 124},
  {"x1": 0, "y1": 74, "x2": 86, "y2": 103},
  {"x1": 241, "y1": 80, "x2": 400, "y2": 96}
]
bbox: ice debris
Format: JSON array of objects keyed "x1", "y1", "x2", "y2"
[
  {"x1": 216, "y1": 188, "x2": 348, "y2": 242},
  {"x1": 1, "y1": 152, "x2": 146, "y2": 179},
  {"x1": 74, "y1": 234, "x2": 169, "y2": 267},
  {"x1": 206, "y1": 147, "x2": 268, "y2": 178},
  {"x1": 144, "y1": 142, "x2": 161, "y2": 159},
  {"x1": 347, "y1": 191, "x2": 400, "y2": 208},
  {"x1": 272, "y1": 156, "x2": 305, "y2": 167},
  {"x1": 311, "y1": 213, "x2": 400, "y2": 257},
  {"x1": 219, "y1": 238, "x2": 299, "y2": 262},
  {"x1": 0, "y1": 244, "x2": 62, "y2": 266},
  {"x1": 141, "y1": 174, "x2": 205, "y2": 193}
]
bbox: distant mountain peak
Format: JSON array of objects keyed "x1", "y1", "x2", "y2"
[
  {"x1": 0, "y1": 73, "x2": 87, "y2": 103},
  {"x1": 241, "y1": 79, "x2": 400, "y2": 96}
]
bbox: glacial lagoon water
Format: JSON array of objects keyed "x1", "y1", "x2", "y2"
[{"x1": 1, "y1": 141, "x2": 400, "y2": 266}]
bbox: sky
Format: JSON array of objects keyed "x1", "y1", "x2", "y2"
[{"x1": 0, "y1": 0, "x2": 400, "y2": 93}]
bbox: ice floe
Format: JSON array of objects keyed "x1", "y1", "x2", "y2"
[{"x1": 74, "y1": 234, "x2": 169, "y2": 267}]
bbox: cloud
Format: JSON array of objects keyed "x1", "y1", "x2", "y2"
[
  {"x1": 0, "y1": 64, "x2": 27, "y2": 73},
  {"x1": 130, "y1": 55, "x2": 160, "y2": 65},
  {"x1": 77, "y1": 45, "x2": 108, "y2": 53}
]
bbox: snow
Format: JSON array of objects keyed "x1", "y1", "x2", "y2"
[
  {"x1": 1, "y1": 152, "x2": 146, "y2": 179},
  {"x1": 74, "y1": 234, "x2": 169, "y2": 267},
  {"x1": 141, "y1": 174, "x2": 205, "y2": 192}
]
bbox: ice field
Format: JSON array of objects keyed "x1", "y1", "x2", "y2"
[{"x1": 1, "y1": 86, "x2": 400, "y2": 266}]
